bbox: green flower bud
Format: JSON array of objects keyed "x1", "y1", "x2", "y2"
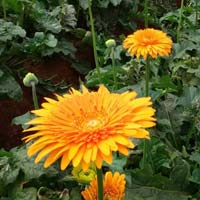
[
  {"x1": 105, "y1": 39, "x2": 116, "y2": 48},
  {"x1": 72, "y1": 164, "x2": 96, "y2": 184},
  {"x1": 23, "y1": 72, "x2": 38, "y2": 87}
]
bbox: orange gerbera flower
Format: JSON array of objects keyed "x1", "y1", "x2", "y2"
[
  {"x1": 23, "y1": 85, "x2": 156, "y2": 171},
  {"x1": 81, "y1": 171, "x2": 126, "y2": 200},
  {"x1": 123, "y1": 28, "x2": 172, "y2": 60}
]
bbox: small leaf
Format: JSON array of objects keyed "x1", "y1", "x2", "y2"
[{"x1": 12, "y1": 112, "x2": 35, "y2": 130}]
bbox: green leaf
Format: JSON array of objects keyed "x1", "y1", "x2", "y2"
[
  {"x1": 61, "y1": 4, "x2": 77, "y2": 32},
  {"x1": 189, "y1": 168, "x2": 200, "y2": 184},
  {"x1": 177, "y1": 86, "x2": 200, "y2": 107},
  {"x1": 0, "y1": 157, "x2": 20, "y2": 186},
  {"x1": 152, "y1": 75, "x2": 179, "y2": 93},
  {"x1": 11, "y1": 145, "x2": 57, "y2": 180},
  {"x1": 45, "y1": 34, "x2": 58, "y2": 47},
  {"x1": 105, "y1": 153, "x2": 127, "y2": 173},
  {"x1": 189, "y1": 152, "x2": 200, "y2": 165},
  {"x1": 12, "y1": 112, "x2": 35, "y2": 130},
  {"x1": 125, "y1": 167, "x2": 190, "y2": 200},
  {"x1": 0, "y1": 19, "x2": 26, "y2": 42},
  {"x1": 110, "y1": 0, "x2": 122, "y2": 6},
  {"x1": 42, "y1": 39, "x2": 76, "y2": 57},
  {"x1": 12, "y1": 187, "x2": 37, "y2": 200},
  {"x1": 31, "y1": 3, "x2": 62, "y2": 34},
  {"x1": 0, "y1": 149, "x2": 12, "y2": 157},
  {"x1": 79, "y1": 0, "x2": 88, "y2": 10},
  {"x1": 0, "y1": 68, "x2": 22, "y2": 101},
  {"x1": 170, "y1": 158, "x2": 190, "y2": 190},
  {"x1": 125, "y1": 187, "x2": 190, "y2": 200},
  {"x1": 70, "y1": 187, "x2": 82, "y2": 200}
]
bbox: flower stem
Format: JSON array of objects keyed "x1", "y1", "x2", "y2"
[
  {"x1": 87, "y1": 0, "x2": 101, "y2": 82},
  {"x1": 111, "y1": 47, "x2": 117, "y2": 91},
  {"x1": 145, "y1": 56, "x2": 150, "y2": 96},
  {"x1": 195, "y1": 0, "x2": 198, "y2": 27},
  {"x1": 141, "y1": 56, "x2": 150, "y2": 169},
  {"x1": 31, "y1": 82, "x2": 39, "y2": 110},
  {"x1": 177, "y1": 0, "x2": 184, "y2": 42},
  {"x1": 96, "y1": 168, "x2": 103, "y2": 200},
  {"x1": 144, "y1": 0, "x2": 148, "y2": 28},
  {"x1": 2, "y1": 0, "x2": 7, "y2": 20}
]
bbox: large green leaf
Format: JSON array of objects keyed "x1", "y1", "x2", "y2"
[
  {"x1": 125, "y1": 167, "x2": 190, "y2": 200},
  {"x1": 30, "y1": 3, "x2": 62, "y2": 33},
  {"x1": 11, "y1": 144, "x2": 57, "y2": 181},
  {"x1": 60, "y1": 4, "x2": 77, "y2": 32},
  {"x1": 0, "y1": 19, "x2": 26, "y2": 42}
]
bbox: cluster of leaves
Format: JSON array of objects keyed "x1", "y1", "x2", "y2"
[
  {"x1": 0, "y1": 0, "x2": 77, "y2": 101},
  {"x1": 0, "y1": 145, "x2": 82, "y2": 200}
]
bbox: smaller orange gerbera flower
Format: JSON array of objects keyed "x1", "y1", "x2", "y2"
[
  {"x1": 82, "y1": 171, "x2": 126, "y2": 200},
  {"x1": 123, "y1": 28, "x2": 172, "y2": 60}
]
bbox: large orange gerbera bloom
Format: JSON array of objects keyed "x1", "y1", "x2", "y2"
[
  {"x1": 82, "y1": 171, "x2": 126, "y2": 200},
  {"x1": 23, "y1": 85, "x2": 156, "y2": 171},
  {"x1": 123, "y1": 28, "x2": 172, "y2": 60}
]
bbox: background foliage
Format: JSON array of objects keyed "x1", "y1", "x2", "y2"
[{"x1": 0, "y1": 0, "x2": 199, "y2": 199}]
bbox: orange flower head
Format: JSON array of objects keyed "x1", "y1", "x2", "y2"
[
  {"x1": 81, "y1": 171, "x2": 126, "y2": 200},
  {"x1": 123, "y1": 28, "x2": 172, "y2": 60},
  {"x1": 23, "y1": 85, "x2": 156, "y2": 171}
]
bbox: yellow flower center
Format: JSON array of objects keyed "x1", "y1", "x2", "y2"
[{"x1": 86, "y1": 119, "x2": 101, "y2": 128}]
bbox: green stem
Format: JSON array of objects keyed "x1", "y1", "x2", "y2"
[
  {"x1": 18, "y1": 2, "x2": 25, "y2": 26},
  {"x1": 186, "y1": 122, "x2": 195, "y2": 148},
  {"x1": 31, "y1": 82, "x2": 39, "y2": 110},
  {"x1": 195, "y1": 0, "x2": 198, "y2": 27},
  {"x1": 177, "y1": 0, "x2": 184, "y2": 42},
  {"x1": 141, "y1": 56, "x2": 150, "y2": 169},
  {"x1": 144, "y1": 0, "x2": 148, "y2": 28},
  {"x1": 87, "y1": 0, "x2": 101, "y2": 82},
  {"x1": 2, "y1": 0, "x2": 7, "y2": 20},
  {"x1": 111, "y1": 47, "x2": 117, "y2": 91},
  {"x1": 96, "y1": 168, "x2": 103, "y2": 200},
  {"x1": 145, "y1": 56, "x2": 150, "y2": 96}
]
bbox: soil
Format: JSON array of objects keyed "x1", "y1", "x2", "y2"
[{"x1": 0, "y1": 50, "x2": 93, "y2": 150}]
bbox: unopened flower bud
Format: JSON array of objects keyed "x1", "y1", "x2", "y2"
[
  {"x1": 105, "y1": 39, "x2": 116, "y2": 48},
  {"x1": 72, "y1": 164, "x2": 96, "y2": 184},
  {"x1": 23, "y1": 72, "x2": 38, "y2": 87}
]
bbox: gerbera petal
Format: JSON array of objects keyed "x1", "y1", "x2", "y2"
[
  {"x1": 98, "y1": 141, "x2": 110, "y2": 156},
  {"x1": 61, "y1": 152, "x2": 71, "y2": 170},
  {"x1": 73, "y1": 145, "x2": 86, "y2": 167}
]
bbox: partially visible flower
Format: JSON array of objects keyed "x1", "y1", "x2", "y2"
[
  {"x1": 23, "y1": 72, "x2": 39, "y2": 87},
  {"x1": 105, "y1": 39, "x2": 116, "y2": 48},
  {"x1": 81, "y1": 171, "x2": 126, "y2": 200},
  {"x1": 72, "y1": 164, "x2": 96, "y2": 184},
  {"x1": 123, "y1": 28, "x2": 172, "y2": 60},
  {"x1": 23, "y1": 85, "x2": 156, "y2": 171}
]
